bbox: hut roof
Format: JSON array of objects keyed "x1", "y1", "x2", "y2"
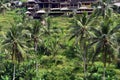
[
  {"x1": 113, "y1": 2, "x2": 120, "y2": 7},
  {"x1": 28, "y1": 0, "x2": 36, "y2": 2},
  {"x1": 79, "y1": 6, "x2": 88, "y2": 9},
  {"x1": 36, "y1": 10, "x2": 46, "y2": 13},
  {"x1": 28, "y1": 7, "x2": 34, "y2": 10},
  {"x1": 60, "y1": 7, "x2": 69, "y2": 10},
  {"x1": 25, "y1": 11, "x2": 31, "y2": 14}
]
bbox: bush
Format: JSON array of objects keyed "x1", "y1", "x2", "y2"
[
  {"x1": 88, "y1": 65, "x2": 118, "y2": 80},
  {"x1": 0, "y1": 60, "x2": 36, "y2": 80}
]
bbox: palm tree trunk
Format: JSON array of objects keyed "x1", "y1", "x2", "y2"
[
  {"x1": 82, "y1": 40, "x2": 88, "y2": 80},
  {"x1": 34, "y1": 38, "x2": 38, "y2": 52},
  {"x1": 12, "y1": 43, "x2": 17, "y2": 80},
  {"x1": 13, "y1": 63, "x2": 16, "y2": 80},
  {"x1": 35, "y1": 61, "x2": 38, "y2": 79},
  {"x1": 34, "y1": 38, "x2": 38, "y2": 79},
  {"x1": 83, "y1": 59, "x2": 87, "y2": 80},
  {"x1": 103, "y1": 66, "x2": 106, "y2": 80},
  {"x1": 84, "y1": 48, "x2": 88, "y2": 79},
  {"x1": 103, "y1": 46, "x2": 107, "y2": 80}
]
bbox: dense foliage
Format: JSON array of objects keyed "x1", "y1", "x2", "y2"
[{"x1": 0, "y1": 1, "x2": 120, "y2": 80}]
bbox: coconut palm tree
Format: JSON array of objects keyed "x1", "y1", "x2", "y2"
[
  {"x1": 42, "y1": 16, "x2": 51, "y2": 36},
  {"x1": 24, "y1": 20, "x2": 42, "y2": 52},
  {"x1": 23, "y1": 19, "x2": 44, "y2": 80},
  {"x1": 41, "y1": 15, "x2": 60, "y2": 55},
  {"x1": 1, "y1": 23, "x2": 27, "y2": 80},
  {"x1": 115, "y1": 33, "x2": 120, "y2": 68},
  {"x1": 94, "y1": 0, "x2": 113, "y2": 19},
  {"x1": 69, "y1": 13, "x2": 96, "y2": 80},
  {"x1": 90, "y1": 18, "x2": 120, "y2": 80},
  {"x1": 0, "y1": 0, "x2": 10, "y2": 15}
]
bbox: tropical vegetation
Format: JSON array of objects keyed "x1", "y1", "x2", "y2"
[{"x1": 0, "y1": 0, "x2": 120, "y2": 80}]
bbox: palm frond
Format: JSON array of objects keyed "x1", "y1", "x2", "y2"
[
  {"x1": 91, "y1": 27, "x2": 101, "y2": 36},
  {"x1": 109, "y1": 25, "x2": 120, "y2": 35},
  {"x1": 92, "y1": 41, "x2": 103, "y2": 63},
  {"x1": 17, "y1": 44, "x2": 26, "y2": 59}
]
